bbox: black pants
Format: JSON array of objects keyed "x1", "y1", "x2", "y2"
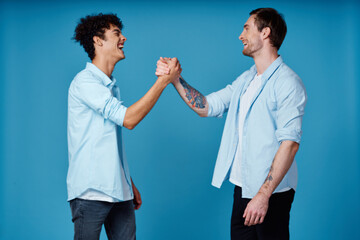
[{"x1": 231, "y1": 186, "x2": 295, "y2": 240}]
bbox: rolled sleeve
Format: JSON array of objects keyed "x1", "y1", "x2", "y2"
[
  {"x1": 73, "y1": 77, "x2": 128, "y2": 127},
  {"x1": 206, "y1": 93, "x2": 225, "y2": 118},
  {"x1": 275, "y1": 75, "x2": 307, "y2": 143},
  {"x1": 206, "y1": 77, "x2": 241, "y2": 117}
]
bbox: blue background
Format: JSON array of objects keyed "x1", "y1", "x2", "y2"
[{"x1": 1, "y1": 0, "x2": 359, "y2": 239}]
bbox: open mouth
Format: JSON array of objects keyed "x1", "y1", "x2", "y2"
[{"x1": 118, "y1": 43, "x2": 124, "y2": 51}]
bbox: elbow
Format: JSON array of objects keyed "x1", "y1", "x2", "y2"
[
  {"x1": 123, "y1": 120, "x2": 136, "y2": 130},
  {"x1": 197, "y1": 105, "x2": 209, "y2": 118},
  {"x1": 126, "y1": 125, "x2": 135, "y2": 130},
  {"x1": 198, "y1": 112, "x2": 208, "y2": 118}
]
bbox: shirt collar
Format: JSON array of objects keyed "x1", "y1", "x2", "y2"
[{"x1": 86, "y1": 62, "x2": 117, "y2": 88}]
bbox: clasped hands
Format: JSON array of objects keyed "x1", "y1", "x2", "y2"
[{"x1": 155, "y1": 57, "x2": 181, "y2": 83}]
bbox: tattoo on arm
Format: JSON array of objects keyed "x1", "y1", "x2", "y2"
[
  {"x1": 264, "y1": 166, "x2": 273, "y2": 183},
  {"x1": 179, "y1": 77, "x2": 206, "y2": 109}
]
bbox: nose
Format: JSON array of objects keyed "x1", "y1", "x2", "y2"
[
  {"x1": 239, "y1": 31, "x2": 244, "y2": 41},
  {"x1": 121, "y1": 34, "x2": 127, "y2": 42}
]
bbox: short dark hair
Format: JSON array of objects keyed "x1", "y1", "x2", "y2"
[
  {"x1": 73, "y1": 13, "x2": 123, "y2": 60},
  {"x1": 250, "y1": 8, "x2": 287, "y2": 50}
]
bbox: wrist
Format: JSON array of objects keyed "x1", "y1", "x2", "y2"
[
  {"x1": 157, "y1": 75, "x2": 171, "y2": 87},
  {"x1": 171, "y1": 76, "x2": 180, "y2": 85},
  {"x1": 258, "y1": 189, "x2": 272, "y2": 199}
]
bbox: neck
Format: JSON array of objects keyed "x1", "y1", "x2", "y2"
[
  {"x1": 252, "y1": 47, "x2": 278, "y2": 75},
  {"x1": 92, "y1": 55, "x2": 117, "y2": 78}
]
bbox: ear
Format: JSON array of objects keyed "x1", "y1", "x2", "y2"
[
  {"x1": 262, "y1": 27, "x2": 271, "y2": 40},
  {"x1": 93, "y1": 35, "x2": 103, "y2": 47}
]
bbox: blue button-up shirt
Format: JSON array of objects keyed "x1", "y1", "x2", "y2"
[
  {"x1": 67, "y1": 63, "x2": 133, "y2": 201},
  {"x1": 206, "y1": 56, "x2": 307, "y2": 198}
]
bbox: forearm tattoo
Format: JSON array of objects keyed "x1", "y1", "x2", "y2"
[
  {"x1": 265, "y1": 166, "x2": 273, "y2": 183},
  {"x1": 179, "y1": 77, "x2": 206, "y2": 109}
]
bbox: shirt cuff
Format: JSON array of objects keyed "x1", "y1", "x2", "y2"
[
  {"x1": 206, "y1": 94, "x2": 223, "y2": 118},
  {"x1": 116, "y1": 105, "x2": 127, "y2": 127},
  {"x1": 275, "y1": 128, "x2": 302, "y2": 143}
]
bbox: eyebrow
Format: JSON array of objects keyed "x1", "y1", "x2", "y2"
[
  {"x1": 112, "y1": 29, "x2": 121, "y2": 33},
  {"x1": 244, "y1": 24, "x2": 249, "y2": 28}
]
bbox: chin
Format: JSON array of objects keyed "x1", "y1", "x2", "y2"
[
  {"x1": 117, "y1": 55, "x2": 126, "y2": 61},
  {"x1": 242, "y1": 50, "x2": 250, "y2": 57}
]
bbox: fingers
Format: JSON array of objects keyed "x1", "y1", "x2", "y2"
[
  {"x1": 249, "y1": 213, "x2": 257, "y2": 226},
  {"x1": 155, "y1": 66, "x2": 170, "y2": 75},
  {"x1": 134, "y1": 199, "x2": 142, "y2": 210},
  {"x1": 160, "y1": 56, "x2": 171, "y2": 63},
  {"x1": 171, "y1": 57, "x2": 178, "y2": 65},
  {"x1": 243, "y1": 205, "x2": 262, "y2": 226},
  {"x1": 244, "y1": 211, "x2": 265, "y2": 226},
  {"x1": 157, "y1": 59, "x2": 169, "y2": 68},
  {"x1": 133, "y1": 192, "x2": 142, "y2": 210},
  {"x1": 243, "y1": 207, "x2": 249, "y2": 225},
  {"x1": 157, "y1": 57, "x2": 182, "y2": 83},
  {"x1": 163, "y1": 57, "x2": 171, "y2": 63},
  {"x1": 156, "y1": 58, "x2": 170, "y2": 76},
  {"x1": 244, "y1": 211, "x2": 256, "y2": 226},
  {"x1": 259, "y1": 216, "x2": 265, "y2": 224}
]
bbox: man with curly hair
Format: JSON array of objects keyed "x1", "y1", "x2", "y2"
[
  {"x1": 156, "y1": 8, "x2": 307, "y2": 240},
  {"x1": 67, "y1": 13, "x2": 181, "y2": 240}
]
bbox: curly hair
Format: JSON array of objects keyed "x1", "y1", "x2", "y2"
[
  {"x1": 73, "y1": 13, "x2": 123, "y2": 60},
  {"x1": 250, "y1": 8, "x2": 287, "y2": 50}
]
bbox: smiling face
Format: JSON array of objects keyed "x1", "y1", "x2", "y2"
[
  {"x1": 96, "y1": 24, "x2": 127, "y2": 62},
  {"x1": 239, "y1": 15, "x2": 264, "y2": 58}
]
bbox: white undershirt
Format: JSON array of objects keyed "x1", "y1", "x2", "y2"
[
  {"x1": 229, "y1": 74, "x2": 290, "y2": 193},
  {"x1": 78, "y1": 189, "x2": 120, "y2": 202},
  {"x1": 230, "y1": 74, "x2": 262, "y2": 187}
]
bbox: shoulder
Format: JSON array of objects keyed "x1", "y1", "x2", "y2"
[
  {"x1": 271, "y1": 63, "x2": 307, "y2": 103},
  {"x1": 274, "y1": 63, "x2": 305, "y2": 91},
  {"x1": 69, "y1": 69, "x2": 100, "y2": 95},
  {"x1": 73, "y1": 69, "x2": 99, "y2": 84}
]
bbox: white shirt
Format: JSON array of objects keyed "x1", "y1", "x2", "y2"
[{"x1": 230, "y1": 74, "x2": 262, "y2": 187}]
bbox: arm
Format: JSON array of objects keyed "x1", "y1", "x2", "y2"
[
  {"x1": 131, "y1": 178, "x2": 142, "y2": 210},
  {"x1": 74, "y1": 58, "x2": 181, "y2": 130},
  {"x1": 156, "y1": 57, "x2": 208, "y2": 117},
  {"x1": 243, "y1": 75, "x2": 307, "y2": 226},
  {"x1": 123, "y1": 58, "x2": 181, "y2": 129},
  {"x1": 243, "y1": 141, "x2": 299, "y2": 226},
  {"x1": 172, "y1": 76, "x2": 208, "y2": 117}
]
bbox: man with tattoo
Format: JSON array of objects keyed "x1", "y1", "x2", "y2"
[
  {"x1": 156, "y1": 8, "x2": 307, "y2": 240},
  {"x1": 67, "y1": 13, "x2": 181, "y2": 240}
]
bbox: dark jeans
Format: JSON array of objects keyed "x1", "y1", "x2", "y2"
[
  {"x1": 70, "y1": 198, "x2": 136, "y2": 240},
  {"x1": 231, "y1": 186, "x2": 295, "y2": 240}
]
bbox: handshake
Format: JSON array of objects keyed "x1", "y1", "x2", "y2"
[
  {"x1": 152, "y1": 57, "x2": 208, "y2": 117},
  {"x1": 155, "y1": 57, "x2": 182, "y2": 84}
]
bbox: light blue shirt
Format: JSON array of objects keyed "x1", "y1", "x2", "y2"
[
  {"x1": 67, "y1": 63, "x2": 133, "y2": 201},
  {"x1": 206, "y1": 56, "x2": 307, "y2": 198}
]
